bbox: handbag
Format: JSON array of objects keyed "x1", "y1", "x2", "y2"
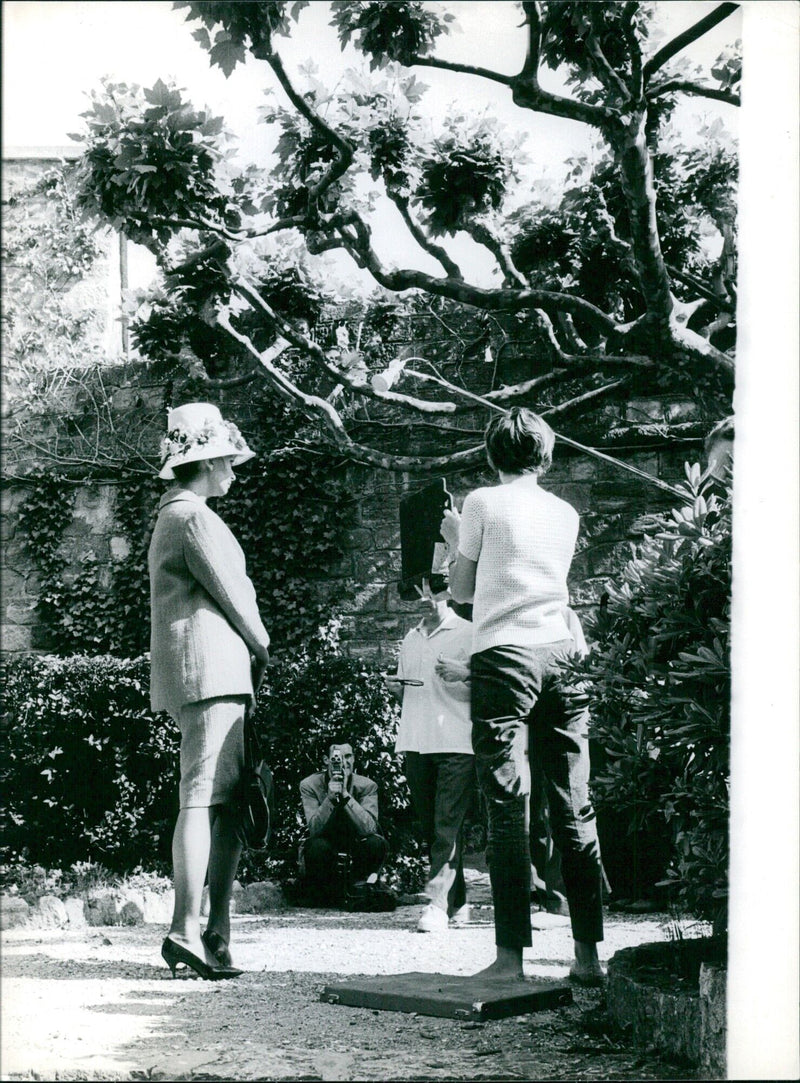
[{"x1": 235, "y1": 706, "x2": 274, "y2": 851}]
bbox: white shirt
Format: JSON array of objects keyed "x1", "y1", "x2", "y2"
[
  {"x1": 458, "y1": 474, "x2": 578, "y2": 654},
  {"x1": 395, "y1": 610, "x2": 473, "y2": 755}
]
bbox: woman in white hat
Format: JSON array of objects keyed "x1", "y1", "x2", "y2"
[{"x1": 149, "y1": 402, "x2": 271, "y2": 980}]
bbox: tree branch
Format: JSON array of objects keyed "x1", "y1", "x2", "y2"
[
  {"x1": 391, "y1": 194, "x2": 463, "y2": 279},
  {"x1": 331, "y1": 210, "x2": 619, "y2": 334},
  {"x1": 510, "y1": 79, "x2": 619, "y2": 128},
  {"x1": 543, "y1": 377, "x2": 631, "y2": 416},
  {"x1": 643, "y1": 3, "x2": 740, "y2": 82},
  {"x1": 585, "y1": 34, "x2": 632, "y2": 103},
  {"x1": 520, "y1": 1, "x2": 543, "y2": 81},
  {"x1": 646, "y1": 79, "x2": 740, "y2": 108},
  {"x1": 407, "y1": 55, "x2": 513, "y2": 88},
  {"x1": 666, "y1": 263, "x2": 735, "y2": 311},
  {"x1": 466, "y1": 221, "x2": 529, "y2": 287},
  {"x1": 622, "y1": 2, "x2": 644, "y2": 101},
  {"x1": 265, "y1": 51, "x2": 354, "y2": 202}
]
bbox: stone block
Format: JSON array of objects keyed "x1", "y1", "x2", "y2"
[
  {"x1": 110, "y1": 535, "x2": 131, "y2": 561},
  {"x1": 666, "y1": 400, "x2": 700, "y2": 423},
  {"x1": 0, "y1": 624, "x2": 33, "y2": 651},
  {"x1": 699, "y1": 963, "x2": 727, "y2": 1078},
  {"x1": 35, "y1": 895, "x2": 69, "y2": 928},
  {"x1": 72, "y1": 487, "x2": 115, "y2": 534},
  {"x1": 64, "y1": 897, "x2": 88, "y2": 928},
  {"x1": 85, "y1": 891, "x2": 120, "y2": 926},
  {"x1": 625, "y1": 399, "x2": 665, "y2": 424},
  {"x1": 5, "y1": 599, "x2": 39, "y2": 625},
  {"x1": 348, "y1": 583, "x2": 388, "y2": 614},
  {"x1": 345, "y1": 528, "x2": 375, "y2": 550},
  {"x1": 239, "y1": 881, "x2": 286, "y2": 912},
  {"x1": 119, "y1": 900, "x2": 145, "y2": 926},
  {"x1": 0, "y1": 894, "x2": 31, "y2": 930},
  {"x1": 569, "y1": 457, "x2": 599, "y2": 481}
]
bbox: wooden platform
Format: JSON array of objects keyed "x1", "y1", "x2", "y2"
[{"x1": 320, "y1": 971, "x2": 573, "y2": 1021}]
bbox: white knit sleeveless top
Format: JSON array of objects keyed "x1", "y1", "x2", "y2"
[{"x1": 458, "y1": 474, "x2": 578, "y2": 654}]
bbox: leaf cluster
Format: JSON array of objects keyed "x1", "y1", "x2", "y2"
[
  {"x1": 566, "y1": 464, "x2": 731, "y2": 926},
  {"x1": 175, "y1": 2, "x2": 310, "y2": 72},
  {"x1": 1, "y1": 654, "x2": 178, "y2": 873},
  {"x1": 416, "y1": 126, "x2": 512, "y2": 236},
  {"x1": 330, "y1": 0, "x2": 451, "y2": 70},
  {"x1": 75, "y1": 79, "x2": 232, "y2": 253}
]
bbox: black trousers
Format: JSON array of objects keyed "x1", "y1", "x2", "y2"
[
  {"x1": 301, "y1": 810, "x2": 386, "y2": 897},
  {"x1": 471, "y1": 642, "x2": 604, "y2": 951}
]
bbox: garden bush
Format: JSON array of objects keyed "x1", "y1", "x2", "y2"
[
  {"x1": 1, "y1": 654, "x2": 178, "y2": 873},
  {"x1": 246, "y1": 617, "x2": 426, "y2": 893},
  {"x1": 1, "y1": 633, "x2": 426, "y2": 891},
  {"x1": 568, "y1": 464, "x2": 731, "y2": 931}
]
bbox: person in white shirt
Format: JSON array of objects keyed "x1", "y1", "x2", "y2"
[
  {"x1": 385, "y1": 581, "x2": 475, "y2": 933},
  {"x1": 441, "y1": 408, "x2": 605, "y2": 985}
]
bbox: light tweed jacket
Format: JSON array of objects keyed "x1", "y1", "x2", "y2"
[{"x1": 148, "y1": 489, "x2": 270, "y2": 716}]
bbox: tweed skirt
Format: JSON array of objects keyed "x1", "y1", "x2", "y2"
[{"x1": 175, "y1": 695, "x2": 247, "y2": 808}]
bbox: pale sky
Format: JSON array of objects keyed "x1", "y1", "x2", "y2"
[{"x1": 1, "y1": 0, "x2": 742, "y2": 287}]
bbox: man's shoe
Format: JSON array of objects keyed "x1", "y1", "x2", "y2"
[
  {"x1": 449, "y1": 904, "x2": 471, "y2": 927},
  {"x1": 416, "y1": 904, "x2": 449, "y2": 932}
]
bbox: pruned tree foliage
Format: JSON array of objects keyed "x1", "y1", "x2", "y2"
[{"x1": 72, "y1": 1, "x2": 740, "y2": 473}]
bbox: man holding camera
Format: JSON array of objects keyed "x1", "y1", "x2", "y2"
[{"x1": 298, "y1": 741, "x2": 387, "y2": 905}]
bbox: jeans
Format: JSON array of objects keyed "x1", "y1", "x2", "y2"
[
  {"x1": 404, "y1": 752, "x2": 476, "y2": 915},
  {"x1": 471, "y1": 642, "x2": 604, "y2": 951}
]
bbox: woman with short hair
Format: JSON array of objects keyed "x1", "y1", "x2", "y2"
[
  {"x1": 442, "y1": 407, "x2": 605, "y2": 985},
  {"x1": 149, "y1": 402, "x2": 270, "y2": 980}
]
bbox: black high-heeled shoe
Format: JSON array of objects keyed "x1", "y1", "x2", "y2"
[
  {"x1": 161, "y1": 937, "x2": 242, "y2": 980},
  {"x1": 202, "y1": 929, "x2": 233, "y2": 968}
]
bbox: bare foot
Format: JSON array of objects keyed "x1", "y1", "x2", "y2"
[
  {"x1": 473, "y1": 948, "x2": 525, "y2": 981},
  {"x1": 570, "y1": 939, "x2": 605, "y2": 985}
]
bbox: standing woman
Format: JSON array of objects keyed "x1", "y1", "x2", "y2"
[
  {"x1": 441, "y1": 407, "x2": 605, "y2": 985},
  {"x1": 149, "y1": 403, "x2": 271, "y2": 980}
]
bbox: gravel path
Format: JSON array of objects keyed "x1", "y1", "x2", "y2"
[{"x1": 1, "y1": 902, "x2": 701, "y2": 1081}]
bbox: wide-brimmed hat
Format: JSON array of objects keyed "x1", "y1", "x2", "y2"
[{"x1": 158, "y1": 402, "x2": 255, "y2": 480}]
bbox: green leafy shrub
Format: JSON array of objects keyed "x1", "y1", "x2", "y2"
[
  {"x1": 17, "y1": 389, "x2": 357, "y2": 657},
  {"x1": 569, "y1": 464, "x2": 731, "y2": 930},
  {"x1": 1, "y1": 640, "x2": 426, "y2": 891},
  {"x1": 244, "y1": 617, "x2": 426, "y2": 892},
  {"x1": 1, "y1": 654, "x2": 178, "y2": 873}
]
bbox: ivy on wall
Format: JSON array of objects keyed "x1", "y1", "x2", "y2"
[{"x1": 17, "y1": 391, "x2": 359, "y2": 656}]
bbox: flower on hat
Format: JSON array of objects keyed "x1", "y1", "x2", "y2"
[{"x1": 159, "y1": 416, "x2": 248, "y2": 468}]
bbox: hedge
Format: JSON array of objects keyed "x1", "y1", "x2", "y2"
[{"x1": 0, "y1": 626, "x2": 427, "y2": 891}]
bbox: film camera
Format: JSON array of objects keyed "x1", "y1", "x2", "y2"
[{"x1": 329, "y1": 748, "x2": 344, "y2": 781}]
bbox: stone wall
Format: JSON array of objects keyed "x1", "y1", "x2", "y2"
[
  {"x1": 1, "y1": 408, "x2": 702, "y2": 661},
  {"x1": 1, "y1": 152, "x2": 708, "y2": 663}
]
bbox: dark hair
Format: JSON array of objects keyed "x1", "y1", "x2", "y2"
[
  {"x1": 484, "y1": 407, "x2": 555, "y2": 476},
  {"x1": 325, "y1": 737, "x2": 352, "y2": 758},
  {"x1": 170, "y1": 459, "x2": 205, "y2": 484}
]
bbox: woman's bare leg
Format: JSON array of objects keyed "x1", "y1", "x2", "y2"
[
  {"x1": 205, "y1": 805, "x2": 243, "y2": 947},
  {"x1": 168, "y1": 806, "x2": 215, "y2": 963}
]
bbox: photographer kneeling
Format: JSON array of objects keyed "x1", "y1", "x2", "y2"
[{"x1": 298, "y1": 741, "x2": 387, "y2": 906}]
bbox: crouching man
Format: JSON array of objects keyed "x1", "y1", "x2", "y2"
[{"x1": 298, "y1": 740, "x2": 387, "y2": 906}]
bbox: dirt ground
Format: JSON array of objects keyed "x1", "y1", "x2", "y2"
[{"x1": 0, "y1": 896, "x2": 704, "y2": 1083}]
